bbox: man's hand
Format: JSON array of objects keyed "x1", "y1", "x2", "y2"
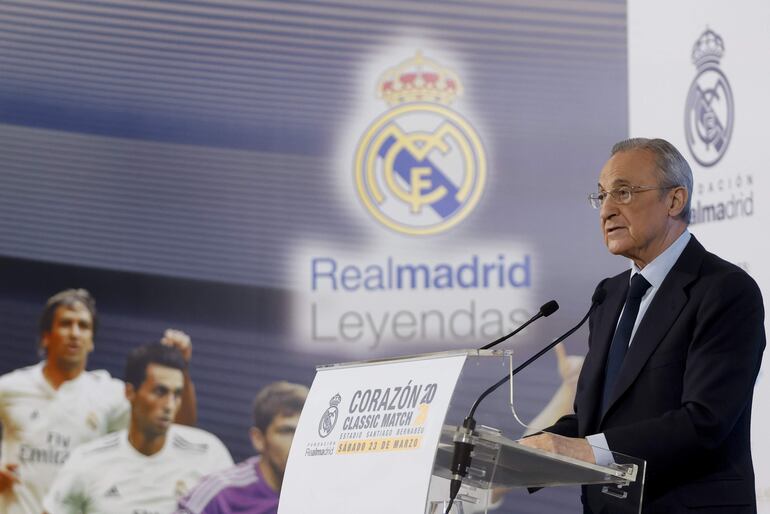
[
  {"x1": 0, "y1": 463, "x2": 19, "y2": 493},
  {"x1": 518, "y1": 433, "x2": 596, "y2": 464},
  {"x1": 161, "y1": 329, "x2": 192, "y2": 363}
]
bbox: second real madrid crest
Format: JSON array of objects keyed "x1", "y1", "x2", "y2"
[
  {"x1": 685, "y1": 29, "x2": 734, "y2": 167},
  {"x1": 354, "y1": 52, "x2": 487, "y2": 236},
  {"x1": 318, "y1": 393, "x2": 341, "y2": 438}
]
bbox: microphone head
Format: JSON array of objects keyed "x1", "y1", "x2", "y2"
[
  {"x1": 592, "y1": 287, "x2": 607, "y2": 305},
  {"x1": 539, "y1": 300, "x2": 559, "y2": 317}
]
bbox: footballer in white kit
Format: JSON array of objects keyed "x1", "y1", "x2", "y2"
[
  {"x1": 44, "y1": 341, "x2": 231, "y2": 514},
  {"x1": 0, "y1": 364, "x2": 127, "y2": 514},
  {"x1": 43, "y1": 425, "x2": 233, "y2": 514},
  {"x1": 0, "y1": 289, "x2": 197, "y2": 514}
]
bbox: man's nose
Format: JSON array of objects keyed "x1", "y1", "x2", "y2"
[
  {"x1": 599, "y1": 197, "x2": 617, "y2": 222},
  {"x1": 163, "y1": 395, "x2": 177, "y2": 411}
]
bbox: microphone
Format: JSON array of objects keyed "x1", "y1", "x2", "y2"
[
  {"x1": 444, "y1": 288, "x2": 606, "y2": 514},
  {"x1": 480, "y1": 300, "x2": 559, "y2": 350}
]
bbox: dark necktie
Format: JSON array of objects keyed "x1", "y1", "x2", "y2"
[{"x1": 601, "y1": 273, "x2": 651, "y2": 413}]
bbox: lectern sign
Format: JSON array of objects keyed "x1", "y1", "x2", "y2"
[{"x1": 278, "y1": 353, "x2": 467, "y2": 514}]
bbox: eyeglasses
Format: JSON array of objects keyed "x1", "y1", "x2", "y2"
[{"x1": 588, "y1": 185, "x2": 675, "y2": 209}]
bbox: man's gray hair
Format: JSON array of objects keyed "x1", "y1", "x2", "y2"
[{"x1": 611, "y1": 138, "x2": 693, "y2": 223}]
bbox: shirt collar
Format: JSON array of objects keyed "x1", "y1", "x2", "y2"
[{"x1": 630, "y1": 230, "x2": 691, "y2": 289}]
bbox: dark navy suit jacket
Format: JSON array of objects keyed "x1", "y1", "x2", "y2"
[{"x1": 548, "y1": 237, "x2": 765, "y2": 513}]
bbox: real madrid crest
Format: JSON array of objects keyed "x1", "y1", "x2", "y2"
[
  {"x1": 354, "y1": 52, "x2": 486, "y2": 236},
  {"x1": 684, "y1": 29, "x2": 734, "y2": 167},
  {"x1": 318, "y1": 393, "x2": 341, "y2": 438}
]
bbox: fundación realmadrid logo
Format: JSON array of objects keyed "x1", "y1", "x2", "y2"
[
  {"x1": 354, "y1": 52, "x2": 487, "y2": 236},
  {"x1": 684, "y1": 29, "x2": 734, "y2": 167},
  {"x1": 318, "y1": 393, "x2": 341, "y2": 438}
]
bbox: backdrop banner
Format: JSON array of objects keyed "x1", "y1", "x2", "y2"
[{"x1": 628, "y1": 0, "x2": 770, "y2": 508}]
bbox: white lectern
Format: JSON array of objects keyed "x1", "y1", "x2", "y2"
[{"x1": 279, "y1": 350, "x2": 645, "y2": 514}]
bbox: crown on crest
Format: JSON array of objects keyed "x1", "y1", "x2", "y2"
[
  {"x1": 377, "y1": 51, "x2": 462, "y2": 106},
  {"x1": 329, "y1": 393, "x2": 342, "y2": 407},
  {"x1": 692, "y1": 29, "x2": 724, "y2": 67}
]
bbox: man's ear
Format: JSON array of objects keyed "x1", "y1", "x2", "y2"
[
  {"x1": 40, "y1": 333, "x2": 50, "y2": 352},
  {"x1": 669, "y1": 186, "x2": 688, "y2": 218},
  {"x1": 250, "y1": 426, "x2": 266, "y2": 454}
]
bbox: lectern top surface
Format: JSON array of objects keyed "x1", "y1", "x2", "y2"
[{"x1": 315, "y1": 348, "x2": 513, "y2": 370}]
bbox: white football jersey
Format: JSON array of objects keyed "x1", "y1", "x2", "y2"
[
  {"x1": 0, "y1": 363, "x2": 129, "y2": 514},
  {"x1": 43, "y1": 425, "x2": 234, "y2": 514}
]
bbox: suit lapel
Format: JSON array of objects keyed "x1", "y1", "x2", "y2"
[{"x1": 599, "y1": 237, "x2": 704, "y2": 426}]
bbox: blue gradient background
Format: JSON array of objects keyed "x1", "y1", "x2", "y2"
[{"x1": 0, "y1": 2, "x2": 629, "y2": 511}]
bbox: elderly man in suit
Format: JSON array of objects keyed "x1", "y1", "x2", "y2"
[{"x1": 520, "y1": 138, "x2": 765, "y2": 513}]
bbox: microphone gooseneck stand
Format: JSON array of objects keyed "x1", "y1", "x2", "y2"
[{"x1": 444, "y1": 289, "x2": 606, "y2": 514}]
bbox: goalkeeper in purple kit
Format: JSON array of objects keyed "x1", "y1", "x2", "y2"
[{"x1": 177, "y1": 381, "x2": 308, "y2": 514}]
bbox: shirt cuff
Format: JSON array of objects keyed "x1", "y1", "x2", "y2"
[{"x1": 586, "y1": 432, "x2": 614, "y2": 467}]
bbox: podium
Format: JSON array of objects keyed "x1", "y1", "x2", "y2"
[{"x1": 279, "y1": 350, "x2": 645, "y2": 514}]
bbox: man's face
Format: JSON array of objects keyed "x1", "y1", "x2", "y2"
[
  {"x1": 251, "y1": 412, "x2": 300, "y2": 482},
  {"x1": 598, "y1": 149, "x2": 683, "y2": 268},
  {"x1": 42, "y1": 302, "x2": 94, "y2": 368},
  {"x1": 127, "y1": 364, "x2": 184, "y2": 438}
]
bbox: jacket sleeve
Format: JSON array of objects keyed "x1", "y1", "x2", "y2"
[{"x1": 543, "y1": 278, "x2": 609, "y2": 439}]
